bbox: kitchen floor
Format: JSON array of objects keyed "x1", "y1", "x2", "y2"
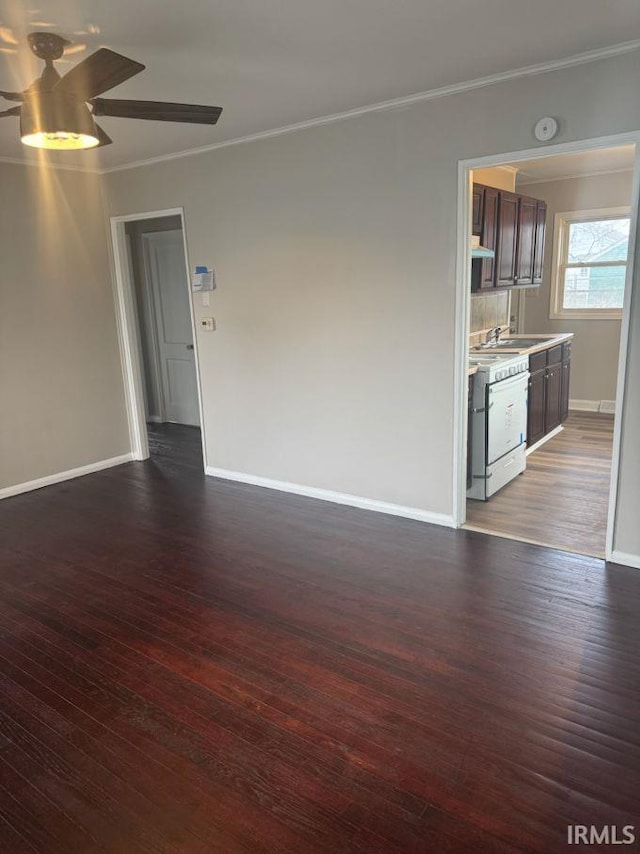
[{"x1": 465, "y1": 411, "x2": 614, "y2": 558}]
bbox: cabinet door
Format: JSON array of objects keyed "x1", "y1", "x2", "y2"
[
  {"x1": 495, "y1": 191, "x2": 518, "y2": 287},
  {"x1": 527, "y1": 369, "x2": 546, "y2": 446},
  {"x1": 472, "y1": 185, "x2": 484, "y2": 236},
  {"x1": 560, "y1": 358, "x2": 571, "y2": 423},
  {"x1": 515, "y1": 196, "x2": 537, "y2": 285},
  {"x1": 479, "y1": 187, "x2": 499, "y2": 289},
  {"x1": 545, "y1": 365, "x2": 562, "y2": 432},
  {"x1": 533, "y1": 201, "x2": 547, "y2": 285}
]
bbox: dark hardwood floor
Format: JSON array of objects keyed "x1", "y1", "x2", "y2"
[{"x1": 1, "y1": 424, "x2": 639, "y2": 853}]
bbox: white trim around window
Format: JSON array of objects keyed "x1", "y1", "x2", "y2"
[{"x1": 550, "y1": 206, "x2": 630, "y2": 320}]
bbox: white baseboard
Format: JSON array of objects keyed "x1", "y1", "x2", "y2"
[
  {"x1": 526, "y1": 424, "x2": 563, "y2": 455},
  {"x1": 146, "y1": 415, "x2": 164, "y2": 424},
  {"x1": 0, "y1": 454, "x2": 134, "y2": 500},
  {"x1": 205, "y1": 466, "x2": 455, "y2": 528},
  {"x1": 569, "y1": 398, "x2": 616, "y2": 413},
  {"x1": 609, "y1": 550, "x2": 640, "y2": 570},
  {"x1": 569, "y1": 399, "x2": 599, "y2": 412}
]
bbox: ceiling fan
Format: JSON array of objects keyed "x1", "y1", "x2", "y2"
[{"x1": 0, "y1": 31, "x2": 222, "y2": 150}]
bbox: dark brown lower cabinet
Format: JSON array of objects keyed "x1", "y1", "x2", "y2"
[
  {"x1": 560, "y1": 342, "x2": 571, "y2": 423},
  {"x1": 560, "y1": 358, "x2": 571, "y2": 423},
  {"x1": 527, "y1": 343, "x2": 571, "y2": 447},
  {"x1": 545, "y1": 363, "x2": 562, "y2": 432},
  {"x1": 527, "y1": 369, "x2": 546, "y2": 446}
]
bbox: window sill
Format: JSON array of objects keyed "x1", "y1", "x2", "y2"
[{"x1": 549, "y1": 309, "x2": 623, "y2": 321}]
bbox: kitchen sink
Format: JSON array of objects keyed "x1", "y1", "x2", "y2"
[{"x1": 471, "y1": 337, "x2": 555, "y2": 351}]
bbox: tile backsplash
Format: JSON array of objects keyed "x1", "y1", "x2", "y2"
[{"x1": 470, "y1": 291, "x2": 510, "y2": 334}]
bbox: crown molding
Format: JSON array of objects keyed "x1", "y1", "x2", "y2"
[
  {"x1": 100, "y1": 38, "x2": 640, "y2": 174},
  {"x1": 0, "y1": 154, "x2": 100, "y2": 174},
  {"x1": 517, "y1": 165, "x2": 635, "y2": 186},
  {"x1": 490, "y1": 165, "x2": 520, "y2": 175},
  {"x1": 2, "y1": 37, "x2": 640, "y2": 176}
]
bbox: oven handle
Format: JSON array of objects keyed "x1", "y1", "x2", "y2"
[
  {"x1": 488, "y1": 372, "x2": 530, "y2": 393},
  {"x1": 472, "y1": 402, "x2": 494, "y2": 414}
]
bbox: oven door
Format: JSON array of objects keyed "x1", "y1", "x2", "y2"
[{"x1": 486, "y1": 372, "x2": 529, "y2": 465}]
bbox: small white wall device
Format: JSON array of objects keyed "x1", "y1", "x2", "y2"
[
  {"x1": 534, "y1": 117, "x2": 558, "y2": 142},
  {"x1": 192, "y1": 266, "x2": 216, "y2": 291}
]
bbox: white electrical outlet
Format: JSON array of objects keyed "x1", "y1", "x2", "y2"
[{"x1": 201, "y1": 317, "x2": 215, "y2": 331}]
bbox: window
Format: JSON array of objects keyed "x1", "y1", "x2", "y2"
[{"x1": 550, "y1": 207, "x2": 630, "y2": 319}]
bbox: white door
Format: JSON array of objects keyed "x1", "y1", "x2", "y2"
[{"x1": 143, "y1": 230, "x2": 200, "y2": 426}]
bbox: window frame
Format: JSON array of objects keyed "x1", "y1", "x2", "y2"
[{"x1": 550, "y1": 206, "x2": 630, "y2": 320}]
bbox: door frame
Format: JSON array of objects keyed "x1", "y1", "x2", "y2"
[
  {"x1": 453, "y1": 131, "x2": 640, "y2": 562},
  {"x1": 110, "y1": 207, "x2": 207, "y2": 466}
]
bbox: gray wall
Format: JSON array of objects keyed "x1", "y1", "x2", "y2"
[
  {"x1": 0, "y1": 162, "x2": 130, "y2": 490},
  {"x1": 521, "y1": 170, "x2": 632, "y2": 402},
  {"x1": 105, "y1": 49, "x2": 640, "y2": 561}
]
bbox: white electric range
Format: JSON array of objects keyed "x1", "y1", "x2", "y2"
[{"x1": 468, "y1": 352, "x2": 530, "y2": 500}]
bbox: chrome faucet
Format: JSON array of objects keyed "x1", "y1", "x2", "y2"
[{"x1": 485, "y1": 326, "x2": 502, "y2": 345}]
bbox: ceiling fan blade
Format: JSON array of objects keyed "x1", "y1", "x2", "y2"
[
  {"x1": 92, "y1": 98, "x2": 222, "y2": 125},
  {"x1": 0, "y1": 90, "x2": 23, "y2": 101},
  {"x1": 0, "y1": 106, "x2": 20, "y2": 117},
  {"x1": 94, "y1": 123, "x2": 112, "y2": 147},
  {"x1": 55, "y1": 48, "x2": 145, "y2": 100}
]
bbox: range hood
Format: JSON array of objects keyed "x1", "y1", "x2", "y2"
[{"x1": 471, "y1": 235, "x2": 495, "y2": 259}]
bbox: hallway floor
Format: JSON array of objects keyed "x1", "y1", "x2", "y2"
[{"x1": 147, "y1": 422, "x2": 203, "y2": 472}]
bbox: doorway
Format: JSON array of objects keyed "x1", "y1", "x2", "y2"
[
  {"x1": 110, "y1": 208, "x2": 206, "y2": 468},
  {"x1": 454, "y1": 134, "x2": 640, "y2": 561}
]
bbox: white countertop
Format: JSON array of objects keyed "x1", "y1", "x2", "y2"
[{"x1": 472, "y1": 332, "x2": 574, "y2": 357}]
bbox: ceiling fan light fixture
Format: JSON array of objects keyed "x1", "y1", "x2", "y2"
[
  {"x1": 21, "y1": 130, "x2": 99, "y2": 150},
  {"x1": 20, "y1": 93, "x2": 99, "y2": 150},
  {"x1": 2, "y1": 32, "x2": 222, "y2": 152}
]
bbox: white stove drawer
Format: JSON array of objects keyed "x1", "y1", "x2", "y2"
[{"x1": 486, "y1": 443, "x2": 526, "y2": 498}]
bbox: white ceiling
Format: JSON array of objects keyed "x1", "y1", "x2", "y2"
[
  {"x1": 514, "y1": 146, "x2": 636, "y2": 185},
  {"x1": 1, "y1": 0, "x2": 640, "y2": 170}
]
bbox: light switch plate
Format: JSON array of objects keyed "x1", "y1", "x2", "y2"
[
  {"x1": 202, "y1": 292, "x2": 210, "y2": 307},
  {"x1": 201, "y1": 317, "x2": 215, "y2": 331}
]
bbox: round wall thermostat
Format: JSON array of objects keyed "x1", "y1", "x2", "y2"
[{"x1": 534, "y1": 117, "x2": 558, "y2": 142}]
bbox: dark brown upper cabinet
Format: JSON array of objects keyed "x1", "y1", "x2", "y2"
[
  {"x1": 471, "y1": 184, "x2": 547, "y2": 292},
  {"x1": 472, "y1": 186, "x2": 499, "y2": 292},
  {"x1": 533, "y1": 200, "x2": 547, "y2": 285},
  {"x1": 495, "y1": 190, "x2": 519, "y2": 288},
  {"x1": 472, "y1": 186, "x2": 484, "y2": 236},
  {"x1": 515, "y1": 196, "x2": 537, "y2": 286}
]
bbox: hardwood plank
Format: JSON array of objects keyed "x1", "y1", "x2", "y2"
[
  {"x1": 0, "y1": 809, "x2": 40, "y2": 854},
  {"x1": 0, "y1": 422, "x2": 639, "y2": 852},
  {"x1": 466, "y1": 411, "x2": 614, "y2": 557}
]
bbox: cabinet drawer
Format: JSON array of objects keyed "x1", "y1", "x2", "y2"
[
  {"x1": 547, "y1": 344, "x2": 562, "y2": 366},
  {"x1": 529, "y1": 351, "x2": 547, "y2": 373},
  {"x1": 562, "y1": 341, "x2": 572, "y2": 362}
]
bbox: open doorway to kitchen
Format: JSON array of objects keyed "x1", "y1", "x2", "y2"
[
  {"x1": 110, "y1": 209, "x2": 206, "y2": 470},
  {"x1": 455, "y1": 138, "x2": 639, "y2": 560}
]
